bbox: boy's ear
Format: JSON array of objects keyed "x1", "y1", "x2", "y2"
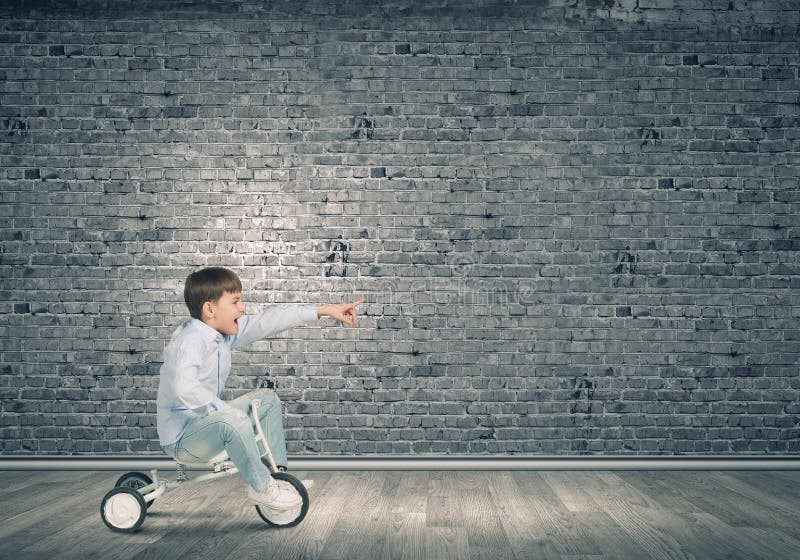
[{"x1": 201, "y1": 300, "x2": 215, "y2": 320}]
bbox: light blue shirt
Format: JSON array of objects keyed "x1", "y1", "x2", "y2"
[{"x1": 157, "y1": 303, "x2": 319, "y2": 446}]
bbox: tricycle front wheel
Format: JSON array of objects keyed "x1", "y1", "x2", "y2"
[{"x1": 254, "y1": 472, "x2": 309, "y2": 529}]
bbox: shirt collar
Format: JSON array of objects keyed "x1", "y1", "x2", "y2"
[{"x1": 189, "y1": 318, "x2": 224, "y2": 343}]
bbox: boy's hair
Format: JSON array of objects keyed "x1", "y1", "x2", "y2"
[{"x1": 184, "y1": 267, "x2": 243, "y2": 320}]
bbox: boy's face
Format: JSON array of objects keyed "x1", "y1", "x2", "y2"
[{"x1": 202, "y1": 291, "x2": 245, "y2": 336}]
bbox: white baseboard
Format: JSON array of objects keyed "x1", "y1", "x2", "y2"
[{"x1": 1, "y1": 455, "x2": 799, "y2": 471}]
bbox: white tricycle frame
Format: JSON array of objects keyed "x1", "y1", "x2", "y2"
[{"x1": 100, "y1": 399, "x2": 309, "y2": 533}]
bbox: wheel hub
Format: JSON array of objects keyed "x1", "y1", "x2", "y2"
[{"x1": 104, "y1": 492, "x2": 141, "y2": 529}]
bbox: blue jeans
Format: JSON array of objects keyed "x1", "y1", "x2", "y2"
[{"x1": 162, "y1": 389, "x2": 288, "y2": 492}]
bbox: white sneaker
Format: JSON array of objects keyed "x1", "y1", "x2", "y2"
[
  {"x1": 247, "y1": 478, "x2": 302, "y2": 514},
  {"x1": 275, "y1": 467, "x2": 314, "y2": 491}
]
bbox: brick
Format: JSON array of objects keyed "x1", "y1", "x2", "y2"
[{"x1": 1, "y1": 1, "x2": 799, "y2": 457}]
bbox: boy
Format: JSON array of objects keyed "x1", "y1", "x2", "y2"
[{"x1": 157, "y1": 267, "x2": 364, "y2": 519}]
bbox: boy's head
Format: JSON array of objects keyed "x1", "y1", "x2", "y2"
[{"x1": 184, "y1": 268, "x2": 244, "y2": 334}]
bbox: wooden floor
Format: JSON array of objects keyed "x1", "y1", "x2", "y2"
[{"x1": 1, "y1": 469, "x2": 799, "y2": 560}]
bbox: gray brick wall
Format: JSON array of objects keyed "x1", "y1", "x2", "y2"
[{"x1": 1, "y1": 0, "x2": 799, "y2": 456}]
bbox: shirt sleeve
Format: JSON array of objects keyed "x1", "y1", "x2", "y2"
[
  {"x1": 231, "y1": 303, "x2": 318, "y2": 349},
  {"x1": 170, "y1": 340, "x2": 231, "y2": 413}
]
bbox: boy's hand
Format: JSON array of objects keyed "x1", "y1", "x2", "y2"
[{"x1": 317, "y1": 299, "x2": 365, "y2": 326}]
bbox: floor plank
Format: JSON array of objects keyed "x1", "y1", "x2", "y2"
[
  {"x1": 572, "y1": 511, "x2": 653, "y2": 560},
  {"x1": 425, "y1": 526, "x2": 470, "y2": 560},
  {"x1": 23, "y1": 470, "x2": 219, "y2": 560},
  {"x1": 383, "y1": 510, "x2": 426, "y2": 560},
  {"x1": 514, "y1": 471, "x2": 601, "y2": 557},
  {"x1": 611, "y1": 472, "x2": 767, "y2": 560},
  {"x1": 540, "y1": 471, "x2": 603, "y2": 513},
  {"x1": 126, "y1": 473, "x2": 256, "y2": 560},
  {"x1": 578, "y1": 471, "x2": 698, "y2": 560},
  {"x1": 723, "y1": 471, "x2": 800, "y2": 502},
  {"x1": 712, "y1": 471, "x2": 800, "y2": 528},
  {"x1": 0, "y1": 470, "x2": 92, "y2": 496},
  {"x1": 1, "y1": 471, "x2": 101, "y2": 521},
  {"x1": 427, "y1": 470, "x2": 467, "y2": 528},
  {"x1": 2, "y1": 471, "x2": 119, "y2": 543},
  {"x1": 490, "y1": 472, "x2": 562, "y2": 560},
  {"x1": 686, "y1": 511, "x2": 800, "y2": 560},
  {"x1": 316, "y1": 471, "x2": 388, "y2": 560},
  {"x1": 641, "y1": 471, "x2": 798, "y2": 533},
  {"x1": 1, "y1": 469, "x2": 799, "y2": 560},
  {"x1": 382, "y1": 472, "x2": 428, "y2": 560},
  {"x1": 459, "y1": 472, "x2": 517, "y2": 560}
]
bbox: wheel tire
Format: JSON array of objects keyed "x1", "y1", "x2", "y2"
[
  {"x1": 101, "y1": 487, "x2": 147, "y2": 533},
  {"x1": 255, "y1": 472, "x2": 310, "y2": 529},
  {"x1": 115, "y1": 471, "x2": 155, "y2": 509}
]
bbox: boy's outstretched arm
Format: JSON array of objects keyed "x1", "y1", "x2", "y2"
[
  {"x1": 232, "y1": 299, "x2": 366, "y2": 349},
  {"x1": 317, "y1": 299, "x2": 365, "y2": 327}
]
